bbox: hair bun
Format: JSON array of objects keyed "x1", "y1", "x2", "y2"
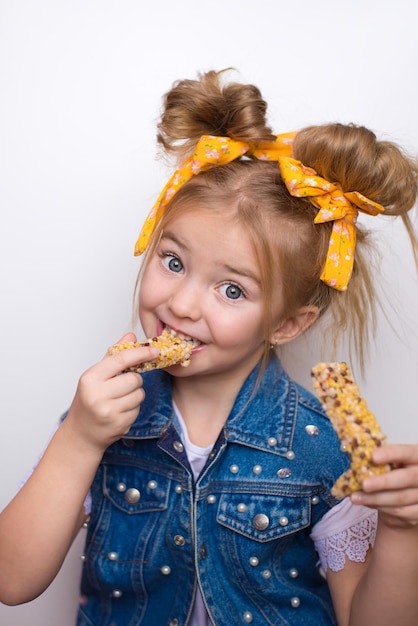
[
  {"x1": 293, "y1": 123, "x2": 418, "y2": 216},
  {"x1": 157, "y1": 69, "x2": 276, "y2": 163}
]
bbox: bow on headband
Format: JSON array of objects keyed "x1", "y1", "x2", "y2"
[
  {"x1": 277, "y1": 157, "x2": 384, "y2": 291},
  {"x1": 134, "y1": 132, "x2": 296, "y2": 255},
  {"x1": 134, "y1": 133, "x2": 384, "y2": 291}
]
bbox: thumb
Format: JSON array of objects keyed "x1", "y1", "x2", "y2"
[
  {"x1": 102, "y1": 332, "x2": 138, "y2": 359},
  {"x1": 116, "y1": 331, "x2": 138, "y2": 344}
]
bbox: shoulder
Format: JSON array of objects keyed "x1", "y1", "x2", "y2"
[
  {"x1": 289, "y1": 379, "x2": 351, "y2": 494},
  {"x1": 293, "y1": 379, "x2": 345, "y2": 445},
  {"x1": 294, "y1": 381, "x2": 341, "y2": 434},
  {"x1": 295, "y1": 380, "x2": 325, "y2": 413}
]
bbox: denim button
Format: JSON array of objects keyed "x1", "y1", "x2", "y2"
[
  {"x1": 253, "y1": 513, "x2": 269, "y2": 530},
  {"x1": 174, "y1": 534, "x2": 185, "y2": 546},
  {"x1": 125, "y1": 488, "x2": 140, "y2": 504},
  {"x1": 173, "y1": 440, "x2": 184, "y2": 453}
]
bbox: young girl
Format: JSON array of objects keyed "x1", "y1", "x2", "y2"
[{"x1": 1, "y1": 69, "x2": 418, "y2": 626}]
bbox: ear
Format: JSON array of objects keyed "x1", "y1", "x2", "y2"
[{"x1": 270, "y1": 306, "x2": 320, "y2": 346}]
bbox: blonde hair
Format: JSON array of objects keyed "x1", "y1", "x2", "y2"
[{"x1": 139, "y1": 69, "x2": 418, "y2": 368}]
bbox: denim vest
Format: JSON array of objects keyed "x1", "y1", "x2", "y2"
[{"x1": 76, "y1": 355, "x2": 349, "y2": 626}]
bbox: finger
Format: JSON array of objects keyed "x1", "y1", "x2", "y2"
[
  {"x1": 117, "y1": 332, "x2": 138, "y2": 344},
  {"x1": 96, "y1": 390, "x2": 146, "y2": 439},
  {"x1": 103, "y1": 345, "x2": 160, "y2": 378},
  {"x1": 111, "y1": 386, "x2": 146, "y2": 415},
  {"x1": 373, "y1": 443, "x2": 418, "y2": 466},
  {"x1": 374, "y1": 502, "x2": 418, "y2": 526},
  {"x1": 362, "y1": 465, "x2": 418, "y2": 493},
  {"x1": 103, "y1": 333, "x2": 138, "y2": 357},
  {"x1": 102, "y1": 334, "x2": 135, "y2": 361},
  {"x1": 353, "y1": 487, "x2": 418, "y2": 509},
  {"x1": 107, "y1": 369, "x2": 144, "y2": 400}
]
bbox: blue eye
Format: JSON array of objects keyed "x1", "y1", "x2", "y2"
[
  {"x1": 165, "y1": 254, "x2": 183, "y2": 273},
  {"x1": 220, "y1": 283, "x2": 244, "y2": 300}
]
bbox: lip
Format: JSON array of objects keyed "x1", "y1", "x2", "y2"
[
  {"x1": 190, "y1": 342, "x2": 205, "y2": 354},
  {"x1": 161, "y1": 322, "x2": 203, "y2": 349}
]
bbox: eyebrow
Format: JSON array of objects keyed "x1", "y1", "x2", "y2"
[
  {"x1": 222, "y1": 262, "x2": 261, "y2": 286},
  {"x1": 161, "y1": 230, "x2": 189, "y2": 251},
  {"x1": 161, "y1": 230, "x2": 261, "y2": 286}
]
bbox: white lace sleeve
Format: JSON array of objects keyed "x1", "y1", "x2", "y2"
[{"x1": 310, "y1": 498, "x2": 377, "y2": 573}]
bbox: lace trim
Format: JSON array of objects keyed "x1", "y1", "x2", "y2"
[{"x1": 314, "y1": 512, "x2": 377, "y2": 573}]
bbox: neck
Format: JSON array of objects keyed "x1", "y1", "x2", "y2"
[{"x1": 172, "y1": 369, "x2": 254, "y2": 446}]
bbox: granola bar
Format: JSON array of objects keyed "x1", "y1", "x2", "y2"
[
  {"x1": 108, "y1": 328, "x2": 199, "y2": 372},
  {"x1": 311, "y1": 361, "x2": 392, "y2": 498}
]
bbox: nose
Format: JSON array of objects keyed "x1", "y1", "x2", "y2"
[{"x1": 168, "y1": 280, "x2": 201, "y2": 321}]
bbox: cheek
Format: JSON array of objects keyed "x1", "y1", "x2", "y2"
[
  {"x1": 139, "y1": 264, "x2": 160, "y2": 302},
  {"x1": 209, "y1": 309, "x2": 265, "y2": 347},
  {"x1": 137, "y1": 270, "x2": 160, "y2": 320}
]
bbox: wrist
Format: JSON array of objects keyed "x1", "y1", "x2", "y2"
[{"x1": 58, "y1": 415, "x2": 107, "y2": 465}]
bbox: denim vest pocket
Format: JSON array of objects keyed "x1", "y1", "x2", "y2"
[
  {"x1": 82, "y1": 464, "x2": 175, "y2": 604},
  {"x1": 102, "y1": 464, "x2": 170, "y2": 514},
  {"x1": 217, "y1": 490, "x2": 311, "y2": 542}
]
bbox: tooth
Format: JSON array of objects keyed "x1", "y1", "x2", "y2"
[{"x1": 164, "y1": 325, "x2": 200, "y2": 346}]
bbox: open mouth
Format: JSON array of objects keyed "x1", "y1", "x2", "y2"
[{"x1": 164, "y1": 325, "x2": 201, "y2": 348}]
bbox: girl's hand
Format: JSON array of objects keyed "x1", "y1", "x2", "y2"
[
  {"x1": 63, "y1": 333, "x2": 159, "y2": 456},
  {"x1": 351, "y1": 444, "x2": 418, "y2": 528}
]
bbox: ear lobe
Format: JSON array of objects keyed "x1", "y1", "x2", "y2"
[{"x1": 271, "y1": 306, "x2": 319, "y2": 346}]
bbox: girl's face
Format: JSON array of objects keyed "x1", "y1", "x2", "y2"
[{"x1": 139, "y1": 207, "x2": 284, "y2": 384}]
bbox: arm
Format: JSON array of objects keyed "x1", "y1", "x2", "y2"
[
  {"x1": 329, "y1": 444, "x2": 418, "y2": 626},
  {"x1": 0, "y1": 335, "x2": 158, "y2": 605}
]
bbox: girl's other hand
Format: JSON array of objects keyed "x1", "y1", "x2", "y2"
[
  {"x1": 351, "y1": 444, "x2": 418, "y2": 528},
  {"x1": 63, "y1": 333, "x2": 159, "y2": 456}
]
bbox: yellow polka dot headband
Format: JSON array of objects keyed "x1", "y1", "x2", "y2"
[{"x1": 134, "y1": 134, "x2": 384, "y2": 291}]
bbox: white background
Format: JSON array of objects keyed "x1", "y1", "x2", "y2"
[{"x1": 1, "y1": 1, "x2": 417, "y2": 624}]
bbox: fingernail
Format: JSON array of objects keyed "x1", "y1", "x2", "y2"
[{"x1": 351, "y1": 492, "x2": 364, "y2": 504}]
